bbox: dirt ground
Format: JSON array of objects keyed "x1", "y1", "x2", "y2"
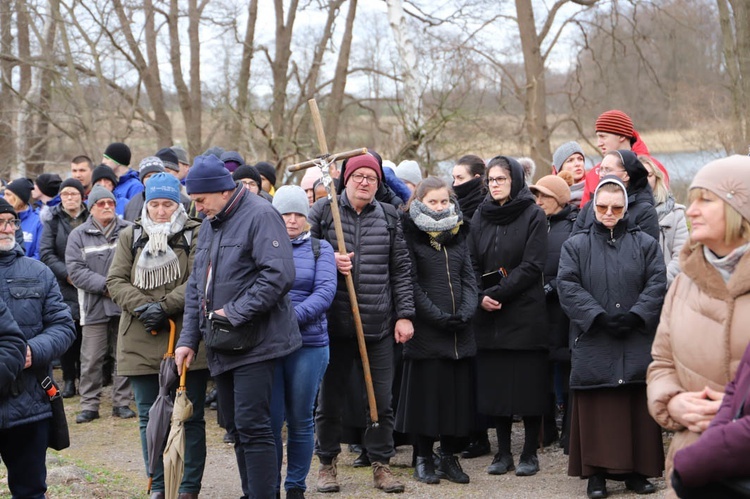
[{"x1": 0, "y1": 379, "x2": 668, "y2": 498}]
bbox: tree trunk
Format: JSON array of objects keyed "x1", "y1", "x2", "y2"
[
  {"x1": 516, "y1": 0, "x2": 551, "y2": 177},
  {"x1": 324, "y1": 0, "x2": 358, "y2": 151},
  {"x1": 230, "y1": 0, "x2": 259, "y2": 149},
  {"x1": 0, "y1": 1, "x2": 16, "y2": 178},
  {"x1": 112, "y1": 0, "x2": 173, "y2": 148},
  {"x1": 719, "y1": 0, "x2": 750, "y2": 153},
  {"x1": 269, "y1": 0, "x2": 299, "y2": 162},
  {"x1": 386, "y1": 0, "x2": 421, "y2": 161}
]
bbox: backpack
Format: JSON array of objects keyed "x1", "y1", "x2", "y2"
[
  {"x1": 311, "y1": 236, "x2": 321, "y2": 261},
  {"x1": 131, "y1": 224, "x2": 194, "y2": 259}
]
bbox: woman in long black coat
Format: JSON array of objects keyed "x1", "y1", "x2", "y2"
[
  {"x1": 396, "y1": 176, "x2": 478, "y2": 486},
  {"x1": 468, "y1": 156, "x2": 548, "y2": 477},
  {"x1": 558, "y1": 176, "x2": 666, "y2": 498},
  {"x1": 529, "y1": 173, "x2": 579, "y2": 448}
]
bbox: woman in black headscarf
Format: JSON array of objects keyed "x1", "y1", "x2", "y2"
[
  {"x1": 452, "y1": 154, "x2": 486, "y2": 222},
  {"x1": 468, "y1": 156, "x2": 548, "y2": 478}
]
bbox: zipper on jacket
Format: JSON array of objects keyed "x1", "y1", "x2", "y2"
[{"x1": 443, "y1": 246, "x2": 458, "y2": 359}]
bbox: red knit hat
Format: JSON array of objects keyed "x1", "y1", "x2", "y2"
[
  {"x1": 595, "y1": 110, "x2": 634, "y2": 139},
  {"x1": 343, "y1": 154, "x2": 382, "y2": 185}
]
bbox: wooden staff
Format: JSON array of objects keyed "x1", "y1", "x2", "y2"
[{"x1": 291, "y1": 99, "x2": 380, "y2": 426}]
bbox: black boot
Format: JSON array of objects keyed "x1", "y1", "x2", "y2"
[
  {"x1": 436, "y1": 454, "x2": 469, "y2": 484},
  {"x1": 61, "y1": 379, "x2": 76, "y2": 399},
  {"x1": 587, "y1": 474, "x2": 608, "y2": 499},
  {"x1": 413, "y1": 456, "x2": 440, "y2": 484},
  {"x1": 460, "y1": 434, "x2": 491, "y2": 459},
  {"x1": 353, "y1": 448, "x2": 370, "y2": 468}
]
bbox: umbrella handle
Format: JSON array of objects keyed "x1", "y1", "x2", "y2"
[
  {"x1": 164, "y1": 319, "x2": 177, "y2": 357},
  {"x1": 179, "y1": 358, "x2": 188, "y2": 389}
]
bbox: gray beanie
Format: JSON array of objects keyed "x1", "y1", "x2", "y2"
[
  {"x1": 553, "y1": 141, "x2": 585, "y2": 170},
  {"x1": 87, "y1": 184, "x2": 116, "y2": 207},
  {"x1": 139, "y1": 156, "x2": 166, "y2": 182},
  {"x1": 272, "y1": 185, "x2": 309, "y2": 217},
  {"x1": 396, "y1": 160, "x2": 422, "y2": 186}
]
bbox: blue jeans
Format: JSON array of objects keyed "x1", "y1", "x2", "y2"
[
  {"x1": 130, "y1": 369, "x2": 209, "y2": 494},
  {"x1": 215, "y1": 360, "x2": 277, "y2": 499},
  {"x1": 0, "y1": 419, "x2": 50, "y2": 499},
  {"x1": 271, "y1": 345, "x2": 329, "y2": 492}
]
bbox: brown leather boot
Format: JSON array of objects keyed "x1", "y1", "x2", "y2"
[
  {"x1": 316, "y1": 456, "x2": 340, "y2": 493},
  {"x1": 372, "y1": 461, "x2": 405, "y2": 493}
]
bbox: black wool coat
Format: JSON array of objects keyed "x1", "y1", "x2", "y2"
[
  {"x1": 401, "y1": 215, "x2": 477, "y2": 360},
  {"x1": 468, "y1": 199, "x2": 548, "y2": 351},
  {"x1": 557, "y1": 218, "x2": 666, "y2": 390},
  {"x1": 543, "y1": 204, "x2": 578, "y2": 363}
]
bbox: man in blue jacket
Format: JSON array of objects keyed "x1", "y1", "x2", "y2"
[
  {"x1": 176, "y1": 155, "x2": 302, "y2": 499},
  {"x1": 102, "y1": 142, "x2": 144, "y2": 204},
  {"x1": 0, "y1": 197, "x2": 76, "y2": 498}
]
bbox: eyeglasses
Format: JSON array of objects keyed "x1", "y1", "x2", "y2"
[
  {"x1": 595, "y1": 204, "x2": 625, "y2": 216},
  {"x1": 60, "y1": 191, "x2": 81, "y2": 198},
  {"x1": 240, "y1": 179, "x2": 258, "y2": 188},
  {"x1": 487, "y1": 176, "x2": 508, "y2": 185},
  {"x1": 0, "y1": 219, "x2": 20, "y2": 230},
  {"x1": 350, "y1": 173, "x2": 378, "y2": 185},
  {"x1": 94, "y1": 199, "x2": 115, "y2": 208},
  {"x1": 599, "y1": 167, "x2": 626, "y2": 175}
]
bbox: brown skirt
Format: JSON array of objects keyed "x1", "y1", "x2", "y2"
[{"x1": 568, "y1": 384, "x2": 664, "y2": 478}]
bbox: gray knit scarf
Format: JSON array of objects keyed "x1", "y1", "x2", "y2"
[
  {"x1": 134, "y1": 204, "x2": 189, "y2": 290},
  {"x1": 409, "y1": 199, "x2": 462, "y2": 250}
]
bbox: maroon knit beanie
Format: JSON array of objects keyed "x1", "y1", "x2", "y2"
[
  {"x1": 343, "y1": 154, "x2": 382, "y2": 185},
  {"x1": 595, "y1": 110, "x2": 634, "y2": 139}
]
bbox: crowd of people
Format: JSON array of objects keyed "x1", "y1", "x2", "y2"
[{"x1": 0, "y1": 108, "x2": 749, "y2": 499}]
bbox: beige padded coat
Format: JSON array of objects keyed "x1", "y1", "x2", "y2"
[{"x1": 647, "y1": 241, "x2": 750, "y2": 496}]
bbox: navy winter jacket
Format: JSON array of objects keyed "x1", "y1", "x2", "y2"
[
  {"x1": 177, "y1": 187, "x2": 302, "y2": 376},
  {"x1": 0, "y1": 245, "x2": 76, "y2": 429},
  {"x1": 289, "y1": 233, "x2": 337, "y2": 347},
  {"x1": 557, "y1": 218, "x2": 666, "y2": 390}
]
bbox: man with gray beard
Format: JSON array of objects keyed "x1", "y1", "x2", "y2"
[{"x1": 0, "y1": 197, "x2": 76, "y2": 498}]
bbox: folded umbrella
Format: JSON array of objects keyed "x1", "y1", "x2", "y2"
[
  {"x1": 163, "y1": 359, "x2": 192, "y2": 499},
  {"x1": 146, "y1": 319, "x2": 178, "y2": 494}
]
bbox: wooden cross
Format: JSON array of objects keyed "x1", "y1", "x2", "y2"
[{"x1": 287, "y1": 99, "x2": 380, "y2": 427}]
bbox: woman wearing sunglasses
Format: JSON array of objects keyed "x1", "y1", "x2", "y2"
[
  {"x1": 573, "y1": 150, "x2": 660, "y2": 243},
  {"x1": 558, "y1": 176, "x2": 667, "y2": 498}
]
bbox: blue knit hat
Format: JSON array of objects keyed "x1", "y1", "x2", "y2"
[
  {"x1": 145, "y1": 173, "x2": 181, "y2": 204},
  {"x1": 185, "y1": 155, "x2": 237, "y2": 194}
]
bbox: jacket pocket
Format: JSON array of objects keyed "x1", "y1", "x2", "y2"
[{"x1": 8, "y1": 282, "x2": 44, "y2": 326}]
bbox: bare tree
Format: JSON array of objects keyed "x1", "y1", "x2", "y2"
[{"x1": 717, "y1": 0, "x2": 750, "y2": 153}]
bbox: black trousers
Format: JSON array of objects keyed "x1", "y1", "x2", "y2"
[
  {"x1": 0, "y1": 419, "x2": 50, "y2": 499},
  {"x1": 315, "y1": 336, "x2": 395, "y2": 464}
]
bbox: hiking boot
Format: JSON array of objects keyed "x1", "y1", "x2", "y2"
[
  {"x1": 487, "y1": 452, "x2": 514, "y2": 475},
  {"x1": 372, "y1": 462, "x2": 405, "y2": 493},
  {"x1": 436, "y1": 454, "x2": 469, "y2": 484},
  {"x1": 316, "y1": 457, "x2": 340, "y2": 493}
]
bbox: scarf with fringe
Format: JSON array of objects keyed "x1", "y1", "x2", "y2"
[{"x1": 134, "y1": 203, "x2": 189, "y2": 289}]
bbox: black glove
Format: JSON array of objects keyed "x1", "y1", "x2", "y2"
[
  {"x1": 591, "y1": 313, "x2": 610, "y2": 332},
  {"x1": 446, "y1": 314, "x2": 469, "y2": 331},
  {"x1": 543, "y1": 283, "x2": 555, "y2": 296},
  {"x1": 135, "y1": 302, "x2": 169, "y2": 333},
  {"x1": 614, "y1": 312, "x2": 644, "y2": 337}
]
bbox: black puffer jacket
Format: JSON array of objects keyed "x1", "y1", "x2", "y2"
[
  {"x1": 557, "y1": 218, "x2": 666, "y2": 390},
  {"x1": 39, "y1": 203, "x2": 88, "y2": 320},
  {"x1": 544, "y1": 204, "x2": 578, "y2": 362},
  {"x1": 469, "y1": 197, "x2": 548, "y2": 351},
  {"x1": 402, "y1": 214, "x2": 477, "y2": 360},
  {"x1": 308, "y1": 192, "x2": 415, "y2": 341}
]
